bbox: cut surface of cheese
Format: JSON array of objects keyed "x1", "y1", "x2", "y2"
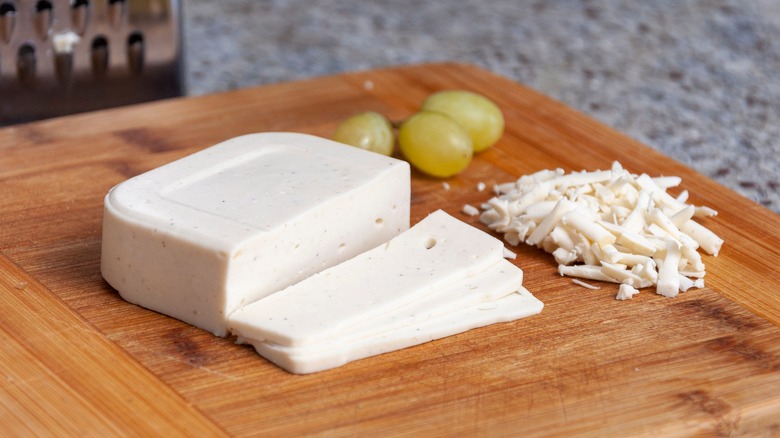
[
  {"x1": 249, "y1": 288, "x2": 543, "y2": 374},
  {"x1": 228, "y1": 209, "x2": 506, "y2": 348},
  {"x1": 101, "y1": 132, "x2": 410, "y2": 336}
]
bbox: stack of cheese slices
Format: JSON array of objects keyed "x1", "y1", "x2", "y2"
[{"x1": 229, "y1": 210, "x2": 543, "y2": 374}]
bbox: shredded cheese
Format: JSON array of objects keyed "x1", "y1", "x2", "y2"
[
  {"x1": 462, "y1": 204, "x2": 480, "y2": 217},
  {"x1": 616, "y1": 284, "x2": 640, "y2": 300},
  {"x1": 572, "y1": 279, "x2": 600, "y2": 290},
  {"x1": 479, "y1": 162, "x2": 722, "y2": 298},
  {"x1": 53, "y1": 31, "x2": 81, "y2": 54}
]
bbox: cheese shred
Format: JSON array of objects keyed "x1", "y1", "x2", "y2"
[{"x1": 572, "y1": 279, "x2": 601, "y2": 290}]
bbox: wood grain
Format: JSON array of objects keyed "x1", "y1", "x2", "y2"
[
  {"x1": 0, "y1": 254, "x2": 226, "y2": 436},
  {"x1": 1, "y1": 63, "x2": 779, "y2": 436}
]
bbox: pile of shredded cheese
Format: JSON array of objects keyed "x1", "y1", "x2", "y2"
[{"x1": 478, "y1": 162, "x2": 723, "y2": 299}]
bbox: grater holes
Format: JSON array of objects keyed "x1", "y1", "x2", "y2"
[
  {"x1": 107, "y1": 0, "x2": 125, "y2": 28},
  {"x1": 17, "y1": 43, "x2": 36, "y2": 87},
  {"x1": 91, "y1": 35, "x2": 108, "y2": 78},
  {"x1": 54, "y1": 51, "x2": 73, "y2": 85},
  {"x1": 34, "y1": 0, "x2": 53, "y2": 40},
  {"x1": 0, "y1": 2, "x2": 15, "y2": 44},
  {"x1": 127, "y1": 31, "x2": 143, "y2": 74},
  {"x1": 35, "y1": 1, "x2": 52, "y2": 11},
  {"x1": 70, "y1": 0, "x2": 90, "y2": 35}
]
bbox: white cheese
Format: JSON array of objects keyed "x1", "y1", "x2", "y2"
[
  {"x1": 572, "y1": 279, "x2": 600, "y2": 290},
  {"x1": 480, "y1": 162, "x2": 723, "y2": 298},
  {"x1": 462, "y1": 204, "x2": 480, "y2": 216},
  {"x1": 681, "y1": 220, "x2": 723, "y2": 256},
  {"x1": 101, "y1": 132, "x2": 410, "y2": 336},
  {"x1": 228, "y1": 211, "x2": 543, "y2": 373},
  {"x1": 227, "y1": 210, "x2": 505, "y2": 348},
  {"x1": 656, "y1": 239, "x2": 682, "y2": 297},
  {"x1": 53, "y1": 31, "x2": 80, "y2": 54},
  {"x1": 526, "y1": 199, "x2": 576, "y2": 246},
  {"x1": 616, "y1": 284, "x2": 640, "y2": 300},
  {"x1": 503, "y1": 247, "x2": 517, "y2": 260},
  {"x1": 559, "y1": 264, "x2": 616, "y2": 283},
  {"x1": 561, "y1": 209, "x2": 616, "y2": 247},
  {"x1": 678, "y1": 275, "x2": 705, "y2": 292},
  {"x1": 250, "y1": 259, "x2": 523, "y2": 353},
  {"x1": 245, "y1": 287, "x2": 542, "y2": 374}
]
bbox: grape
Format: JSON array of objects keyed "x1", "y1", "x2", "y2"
[
  {"x1": 333, "y1": 111, "x2": 394, "y2": 156},
  {"x1": 421, "y1": 90, "x2": 504, "y2": 152},
  {"x1": 398, "y1": 111, "x2": 473, "y2": 178}
]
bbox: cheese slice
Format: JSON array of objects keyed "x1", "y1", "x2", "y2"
[
  {"x1": 348, "y1": 258, "x2": 523, "y2": 339},
  {"x1": 227, "y1": 210, "x2": 506, "y2": 348},
  {"x1": 236, "y1": 258, "x2": 522, "y2": 350},
  {"x1": 251, "y1": 288, "x2": 543, "y2": 374},
  {"x1": 101, "y1": 133, "x2": 410, "y2": 336}
]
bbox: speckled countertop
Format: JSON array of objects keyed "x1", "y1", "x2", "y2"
[{"x1": 183, "y1": 0, "x2": 779, "y2": 213}]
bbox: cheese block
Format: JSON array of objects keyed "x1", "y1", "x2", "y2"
[
  {"x1": 101, "y1": 132, "x2": 410, "y2": 336},
  {"x1": 248, "y1": 288, "x2": 543, "y2": 374},
  {"x1": 227, "y1": 210, "x2": 506, "y2": 348}
]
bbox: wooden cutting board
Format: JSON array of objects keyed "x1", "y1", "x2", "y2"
[{"x1": 1, "y1": 63, "x2": 779, "y2": 436}]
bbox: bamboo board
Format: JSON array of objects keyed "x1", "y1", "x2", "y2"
[{"x1": 1, "y1": 63, "x2": 779, "y2": 436}]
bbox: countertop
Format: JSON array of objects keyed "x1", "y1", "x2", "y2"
[{"x1": 182, "y1": 0, "x2": 780, "y2": 213}]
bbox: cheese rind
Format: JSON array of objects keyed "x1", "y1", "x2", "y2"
[
  {"x1": 101, "y1": 132, "x2": 410, "y2": 336},
  {"x1": 227, "y1": 210, "x2": 505, "y2": 347}
]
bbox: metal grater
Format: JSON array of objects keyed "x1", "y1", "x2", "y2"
[{"x1": 0, "y1": 0, "x2": 183, "y2": 126}]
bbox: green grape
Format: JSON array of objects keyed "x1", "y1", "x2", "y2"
[
  {"x1": 398, "y1": 111, "x2": 473, "y2": 178},
  {"x1": 333, "y1": 111, "x2": 394, "y2": 156},
  {"x1": 421, "y1": 90, "x2": 504, "y2": 152}
]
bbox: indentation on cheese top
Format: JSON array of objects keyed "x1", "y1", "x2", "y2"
[{"x1": 108, "y1": 135, "x2": 408, "y2": 242}]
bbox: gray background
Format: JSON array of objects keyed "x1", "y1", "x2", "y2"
[{"x1": 183, "y1": 0, "x2": 779, "y2": 213}]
